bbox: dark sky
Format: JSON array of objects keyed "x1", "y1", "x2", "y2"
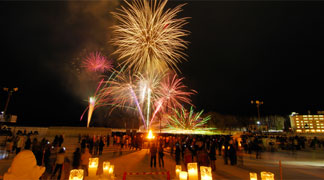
[{"x1": 1, "y1": 1, "x2": 324, "y2": 126}]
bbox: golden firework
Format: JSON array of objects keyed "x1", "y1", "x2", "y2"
[{"x1": 111, "y1": 0, "x2": 189, "y2": 73}]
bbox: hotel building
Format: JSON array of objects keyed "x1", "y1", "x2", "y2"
[{"x1": 290, "y1": 112, "x2": 324, "y2": 133}]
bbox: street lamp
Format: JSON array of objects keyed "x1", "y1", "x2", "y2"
[
  {"x1": 3, "y1": 87, "x2": 18, "y2": 119},
  {"x1": 251, "y1": 100, "x2": 263, "y2": 125}
]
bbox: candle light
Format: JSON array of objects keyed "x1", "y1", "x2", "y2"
[
  {"x1": 179, "y1": 171, "x2": 188, "y2": 180},
  {"x1": 88, "y1": 158, "x2": 99, "y2": 177},
  {"x1": 261, "y1": 171, "x2": 274, "y2": 180},
  {"x1": 175, "y1": 165, "x2": 182, "y2": 179},
  {"x1": 103, "y1": 161, "x2": 110, "y2": 177},
  {"x1": 69, "y1": 169, "x2": 84, "y2": 180},
  {"x1": 187, "y1": 163, "x2": 198, "y2": 180},
  {"x1": 108, "y1": 164, "x2": 114, "y2": 175},
  {"x1": 250, "y1": 172, "x2": 257, "y2": 180},
  {"x1": 200, "y1": 166, "x2": 212, "y2": 180}
]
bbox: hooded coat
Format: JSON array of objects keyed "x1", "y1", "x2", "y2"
[{"x1": 4, "y1": 150, "x2": 45, "y2": 180}]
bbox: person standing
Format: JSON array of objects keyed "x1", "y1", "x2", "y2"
[
  {"x1": 228, "y1": 140, "x2": 237, "y2": 165},
  {"x1": 175, "y1": 142, "x2": 181, "y2": 165},
  {"x1": 24, "y1": 136, "x2": 31, "y2": 150},
  {"x1": 51, "y1": 148, "x2": 65, "y2": 180},
  {"x1": 72, "y1": 148, "x2": 81, "y2": 169},
  {"x1": 81, "y1": 148, "x2": 91, "y2": 176},
  {"x1": 209, "y1": 140, "x2": 217, "y2": 171},
  {"x1": 99, "y1": 138, "x2": 105, "y2": 156},
  {"x1": 158, "y1": 144, "x2": 164, "y2": 168},
  {"x1": 58, "y1": 135, "x2": 64, "y2": 147},
  {"x1": 16, "y1": 135, "x2": 25, "y2": 154},
  {"x1": 150, "y1": 143, "x2": 157, "y2": 168},
  {"x1": 106, "y1": 134, "x2": 110, "y2": 147}
]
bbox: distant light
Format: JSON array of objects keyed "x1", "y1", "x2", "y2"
[
  {"x1": 256, "y1": 121, "x2": 260, "y2": 125},
  {"x1": 1, "y1": 111, "x2": 3, "y2": 114}
]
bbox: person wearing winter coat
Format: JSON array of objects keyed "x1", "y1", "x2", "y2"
[{"x1": 4, "y1": 150, "x2": 45, "y2": 180}]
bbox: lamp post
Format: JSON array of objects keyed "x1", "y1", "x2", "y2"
[
  {"x1": 3, "y1": 87, "x2": 18, "y2": 119},
  {"x1": 251, "y1": 100, "x2": 263, "y2": 125}
]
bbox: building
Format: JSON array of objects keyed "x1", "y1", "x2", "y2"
[{"x1": 290, "y1": 112, "x2": 324, "y2": 133}]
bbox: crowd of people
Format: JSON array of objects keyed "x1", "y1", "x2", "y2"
[{"x1": 2, "y1": 130, "x2": 324, "y2": 179}]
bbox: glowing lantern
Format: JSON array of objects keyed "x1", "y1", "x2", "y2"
[
  {"x1": 179, "y1": 171, "x2": 188, "y2": 180},
  {"x1": 108, "y1": 165, "x2": 114, "y2": 175},
  {"x1": 187, "y1": 163, "x2": 198, "y2": 180},
  {"x1": 103, "y1": 161, "x2": 110, "y2": 176},
  {"x1": 250, "y1": 172, "x2": 257, "y2": 180},
  {"x1": 175, "y1": 165, "x2": 182, "y2": 179},
  {"x1": 88, "y1": 158, "x2": 98, "y2": 177},
  {"x1": 200, "y1": 166, "x2": 212, "y2": 180},
  {"x1": 261, "y1": 171, "x2": 274, "y2": 180},
  {"x1": 69, "y1": 169, "x2": 84, "y2": 180}
]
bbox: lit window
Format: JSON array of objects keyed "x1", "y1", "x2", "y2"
[
  {"x1": 308, "y1": 115, "x2": 313, "y2": 117},
  {"x1": 315, "y1": 118, "x2": 319, "y2": 120},
  {"x1": 305, "y1": 130, "x2": 310, "y2": 132},
  {"x1": 296, "y1": 121, "x2": 299, "y2": 123},
  {"x1": 309, "y1": 118, "x2": 313, "y2": 120},
  {"x1": 311, "y1": 129, "x2": 315, "y2": 132},
  {"x1": 296, "y1": 124, "x2": 300, "y2": 126},
  {"x1": 296, "y1": 118, "x2": 299, "y2": 120},
  {"x1": 322, "y1": 130, "x2": 324, "y2": 132},
  {"x1": 316, "y1": 121, "x2": 319, "y2": 122},
  {"x1": 319, "y1": 115, "x2": 324, "y2": 117},
  {"x1": 314, "y1": 115, "x2": 319, "y2": 117},
  {"x1": 296, "y1": 130, "x2": 302, "y2": 132},
  {"x1": 320, "y1": 118, "x2": 324, "y2": 120},
  {"x1": 316, "y1": 130, "x2": 321, "y2": 132},
  {"x1": 303, "y1": 115, "x2": 308, "y2": 117},
  {"x1": 304, "y1": 118, "x2": 308, "y2": 120},
  {"x1": 297, "y1": 126, "x2": 300, "y2": 128}
]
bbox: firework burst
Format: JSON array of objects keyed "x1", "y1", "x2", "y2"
[
  {"x1": 82, "y1": 52, "x2": 113, "y2": 73},
  {"x1": 166, "y1": 106, "x2": 210, "y2": 130},
  {"x1": 158, "y1": 73, "x2": 196, "y2": 112},
  {"x1": 111, "y1": 0, "x2": 189, "y2": 73}
]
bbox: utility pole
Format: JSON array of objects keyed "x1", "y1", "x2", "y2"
[
  {"x1": 251, "y1": 100, "x2": 264, "y2": 125},
  {"x1": 3, "y1": 87, "x2": 18, "y2": 119}
]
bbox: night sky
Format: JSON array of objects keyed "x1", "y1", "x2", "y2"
[{"x1": 1, "y1": 1, "x2": 324, "y2": 127}]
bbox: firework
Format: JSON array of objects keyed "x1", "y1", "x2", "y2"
[
  {"x1": 87, "y1": 97, "x2": 96, "y2": 128},
  {"x1": 158, "y1": 73, "x2": 196, "y2": 112},
  {"x1": 166, "y1": 106, "x2": 210, "y2": 130},
  {"x1": 82, "y1": 52, "x2": 113, "y2": 73},
  {"x1": 111, "y1": 0, "x2": 189, "y2": 73},
  {"x1": 149, "y1": 73, "x2": 196, "y2": 125}
]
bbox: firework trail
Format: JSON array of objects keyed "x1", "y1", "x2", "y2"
[
  {"x1": 111, "y1": 0, "x2": 189, "y2": 73},
  {"x1": 129, "y1": 85, "x2": 146, "y2": 129},
  {"x1": 80, "y1": 79, "x2": 108, "y2": 126},
  {"x1": 87, "y1": 97, "x2": 95, "y2": 128},
  {"x1": 82, "y1": 52, "x2": 113, "y2": 73}
]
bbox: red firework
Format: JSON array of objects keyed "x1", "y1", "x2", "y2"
[{"x1": 82, "y1": 52, "x2": 113, "y2": 73}]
